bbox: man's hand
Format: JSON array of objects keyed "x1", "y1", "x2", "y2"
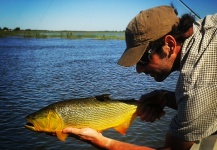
[
  {"x1": 137, "y1": 90, "x2": 167, "y2": 122},
  {"x1": 62, "y1": 128, "x2": 110, "y2": 148},
  {"x1": 62, "y1": 127, "x2": 101, "y2": 141}
]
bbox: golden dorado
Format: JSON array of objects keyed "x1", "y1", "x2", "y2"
[{"x1": 25, "y1": 94, "x2": 138, "y2": 141}]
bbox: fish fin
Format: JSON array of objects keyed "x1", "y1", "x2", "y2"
[
  {"x1": 56, "y1": 131, "x2": 68, "y2": 142},
  {"x1": 113, "y1": 125, "x2": 127, "y2": 135},
  {"x1": 114, "y1": 113, "x2": 137, "y2": 135}
]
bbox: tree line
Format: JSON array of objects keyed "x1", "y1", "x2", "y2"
[{"x1": 0, "y1": 27, "x2": 22, "y2": 31}]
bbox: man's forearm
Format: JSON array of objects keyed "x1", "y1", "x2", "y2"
[{"x1": 99, "y1": 137, "x2": 155, "y2": 150}]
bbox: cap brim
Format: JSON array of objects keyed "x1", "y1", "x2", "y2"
[{"x1": 117, "y1": 44, "x2": 148, "y2": 67}]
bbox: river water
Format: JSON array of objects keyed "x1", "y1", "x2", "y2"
[{"x1": 0, "y1": 37, "x2": 178, "y2": 150}]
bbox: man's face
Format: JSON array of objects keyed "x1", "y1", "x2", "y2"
[{"x1": 136, "y1": 44, "x2": 175, "y2": 82}]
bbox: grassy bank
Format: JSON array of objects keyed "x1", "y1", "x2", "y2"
[{"x1": 0, "y1": 30, "x2": 125, "y2": 40}]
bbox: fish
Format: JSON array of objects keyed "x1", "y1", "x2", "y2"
[{"x1": 25, "y1": 94, "x2": 139, "y2": 141}]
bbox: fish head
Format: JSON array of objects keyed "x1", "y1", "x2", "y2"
[{"x1": 25, "y1": 107, "x2": 63, "y2": 133}]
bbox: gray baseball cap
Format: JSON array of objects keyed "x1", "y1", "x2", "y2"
[{"x1": 118, "y1": 6, "x2": 179, "y2": 67}]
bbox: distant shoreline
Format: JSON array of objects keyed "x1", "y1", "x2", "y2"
[{"x1": 0, "y1": 30, "x2": 125, "y2": 40}]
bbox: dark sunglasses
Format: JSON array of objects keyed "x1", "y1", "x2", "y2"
[
  {"x1": 137, "y1": 43, "x2": 162, "y2": 66},
  {"x1": 138, "y1": 49, "x2": 152, "y2": 66}
]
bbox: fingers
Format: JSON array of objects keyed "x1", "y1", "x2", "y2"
[
  {"x1": 62, "y1": 127, "x2": 80, "y2": 134},
  {"x1": 62, "y1": 127, "x2": 94, "y2": 136},
  {"x1": 139, "y1": 105, "x2": 165, "y2": 122},
  {"x1": 62, "y1": 127, "x2": 101, "y2": 140},
  {"x1": 137, "y1": 90, "x2": 167, "y2": 122},
  {"x1": 62, "y1": 128, "x2": 91, "y2": 141},
  {"x1": 138, "y1": 90, "x2": 161, "y2": 103}
]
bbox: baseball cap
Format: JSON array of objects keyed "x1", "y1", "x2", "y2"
[{"x1": 117, "y1": 6, "x2": 179, "y2": 67}]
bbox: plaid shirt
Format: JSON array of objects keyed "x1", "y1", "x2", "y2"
[{"x1": 169, "y1": 14, "x2": 217, "y2": 141}]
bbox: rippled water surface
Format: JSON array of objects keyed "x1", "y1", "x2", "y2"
[{"x1": 0, "y1": 37, "x2": 178, "y2": 150}]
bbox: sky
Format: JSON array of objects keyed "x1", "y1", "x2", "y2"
[{"x1": 0, "y1": 0, "x2": 216, "y2": 31}]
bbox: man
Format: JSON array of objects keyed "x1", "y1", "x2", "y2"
[{"x1": 63, "y1": 6, "x2": 217, "y2": 150}]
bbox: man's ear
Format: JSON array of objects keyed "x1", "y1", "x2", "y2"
[{"x1": 164, "y1": 35, "x2": 176, "y2": 54}]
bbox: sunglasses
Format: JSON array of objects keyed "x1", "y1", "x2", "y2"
[
  {"x1": 137, "y1": 44, "x2": 162, "y2": 66},
  {"x1": 138, "y1": 49, "x2": 152, "y2": 66}
]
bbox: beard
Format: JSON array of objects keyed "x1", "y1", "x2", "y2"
[{"x1": 153, "y1": 73, "x2": 169, "y2": 82}]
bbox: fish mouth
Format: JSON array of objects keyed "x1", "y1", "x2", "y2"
[{"x1": 25, "y1": 121, "x2": 37, "y2": 131}]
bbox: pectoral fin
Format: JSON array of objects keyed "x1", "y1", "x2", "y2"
[{"x1": 56, "y1": 131, "x2": 68, "y2": 141}]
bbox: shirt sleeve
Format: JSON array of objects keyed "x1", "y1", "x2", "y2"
[{"x1": 169, "y1": 85, "x2": 217, "y2": 141}]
